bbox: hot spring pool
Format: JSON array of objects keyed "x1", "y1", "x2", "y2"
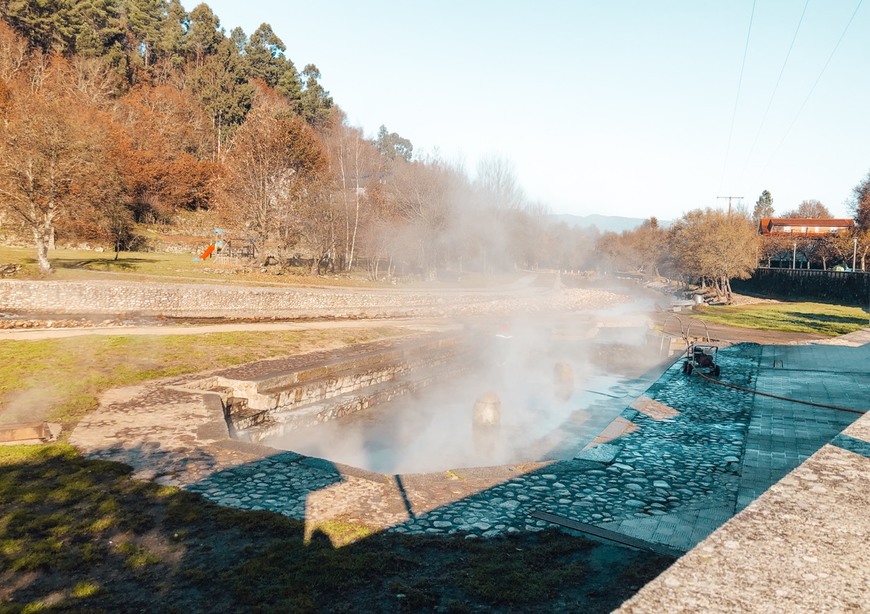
[{"x1": 260, "y1": 357, "x2": 654, "y2": 474}]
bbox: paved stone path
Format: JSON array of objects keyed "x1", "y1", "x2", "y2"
[{"x1": 68, "y1": 328, "x2": 870, "y2": 555}]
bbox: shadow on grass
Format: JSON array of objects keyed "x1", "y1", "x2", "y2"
[
  {"x1": 782, "y1": 310, "x2": 869, "y2": 326},
  {"x1": 0, "y1": 443, "x2": 673, "y2": 612},
  {"x1": 51, "y1": 257, "x2": 158, "y2": 272}
]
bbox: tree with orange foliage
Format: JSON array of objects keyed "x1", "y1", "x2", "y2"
[
  {"x1": 117, "y1": 84, "x2": 217, "y2": 222},
  {"x1": 220, "y1": 106, "x2": 326, "y2": 262},
  {"x1": 667, "y1": 208, "x2": 758, "y2": 301}
]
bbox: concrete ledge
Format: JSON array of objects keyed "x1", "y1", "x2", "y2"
[{"x1": 0, "y1": 421, "x2": 60, "y2": 445}]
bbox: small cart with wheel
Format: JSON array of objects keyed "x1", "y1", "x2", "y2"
[{"x1": 682, "y1": 342, "x2": 720, "y2": 377}]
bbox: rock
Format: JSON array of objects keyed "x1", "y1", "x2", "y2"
[
  {"x1": 473, "y1": 392, "x2": 501, "y2": 427},
  {"x1": 0, "y1": 263, "x2": 20, "y2": 277},
  {"x1": 554, "y1": 362, "x2": 574, "y2": 399}
]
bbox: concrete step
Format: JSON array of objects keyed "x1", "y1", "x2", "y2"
[
  {"x1": 226, "y1": 337, "x2": 467, "y2": 413},
  {"x1": 234, "y1": 361, "x2": 466, "y2": 442},
  {"x1": 219, "y1": 334, "x2": 470, "y2": 433},
  {"x1": 233, "y1": 335, "x2": 464, "y2": 394}
]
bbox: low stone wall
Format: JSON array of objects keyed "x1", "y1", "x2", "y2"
[
  {"x1": 0, "y1": 279, "x2": 626, "y2": 319},
  {"x1": 0, "y1": 279, "x2": 447, "y2": 318}
]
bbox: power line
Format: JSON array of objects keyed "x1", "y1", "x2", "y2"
[
  {"x1": 756, "y1": 0, "x2": 864, "y2": 181},
  {"x1": 720, "y1": 0, "x2": 757, "y2": 192},
  {"x1": 739, "y1": 0, "x2": 811, "y2": 180}
]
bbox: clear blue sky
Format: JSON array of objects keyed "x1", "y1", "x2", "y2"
[{"x1": 202, "y1": 0, "x2": 869, "y2": 221}]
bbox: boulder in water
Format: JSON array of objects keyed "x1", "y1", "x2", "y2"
[{"x1": 473, "y1": 391, "x2": 501, "y2": 427}]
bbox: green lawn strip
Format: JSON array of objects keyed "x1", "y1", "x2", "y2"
[
  {"x1": 0, "y1": 245, "x2": 388, "y2": 287},
  {"x1": 692, "y1": 302, "x2": 869, "y2": 336},
  {"x1": 0, "y1": 327, "x2": 407, "y2": 426},
  {"x1": 0, "y1": 444, "x2": 673, "y2": 611},
  {"x1": 0, "y1": 245, "x2": 533, "y2": 288}
]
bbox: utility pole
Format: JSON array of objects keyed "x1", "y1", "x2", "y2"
[{"x1": 717, "y1": 196, "x2": 743, "y2": 217}]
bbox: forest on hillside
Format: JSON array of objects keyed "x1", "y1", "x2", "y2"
[{"x1": 0, "y1": 0, "x2": 595, "y2": 277}]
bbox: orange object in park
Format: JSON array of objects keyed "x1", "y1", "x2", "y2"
[{"x1": 199, "y1": 244, "x2": 215, "y2": 260}]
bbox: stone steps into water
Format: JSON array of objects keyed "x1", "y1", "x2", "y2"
[
  {"x1": 259, "y1": 335, "x2": 463, "y2": 393},
  {"x1": 220, "y1": 335, "x2": 464, "y2": 412},
  {"x1": 217, "y1": 334, "x2": 469, "y2": 435},
  {"x1": 236, "y1": 361, "x2": 466, "y2": 443}
]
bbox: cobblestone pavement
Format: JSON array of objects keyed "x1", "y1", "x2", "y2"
[{"x1": 69, "y1": 330, "x2": 869, "y2": 554}]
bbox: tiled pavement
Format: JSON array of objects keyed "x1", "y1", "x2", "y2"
[{"x1": 737, "y1": 343, "x2": 868, "y2": 510}]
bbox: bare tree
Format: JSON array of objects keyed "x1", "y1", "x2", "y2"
[
  {"x1": 0, "y1": 22, "x2": 31, "y2": 83},
  {"x1": 782, "y1": 199, "x2": 832, "y2": 219},
  {"x1": 323, "y1": 115, "x2": 379, "y2": 272},
  {"x1": 219, "y1": 107, "x2": 325, "y2": 261},
  {"x1": 0, "y1": 85, "x2": 100, "y2": 272},
  {"x1": 475, "y1": 154, "x2": 525, "y2": 211},
  {"x1": 668, "y1": 208, "x2": 758, "y2": 302},
  {"x1": 382, "y1": 156, "x2": 456, "y2": 279}
]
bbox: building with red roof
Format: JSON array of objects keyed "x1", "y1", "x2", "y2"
[{"x1": 758, "y1": 218, "x2": 854, "y2": 237}]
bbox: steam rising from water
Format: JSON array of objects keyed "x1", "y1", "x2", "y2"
[{"x1": 262, "y1": 292, "x2": 666, "y2": 474}]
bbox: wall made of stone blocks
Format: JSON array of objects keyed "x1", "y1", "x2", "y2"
[{"x1": 0, "y1": 279, "x2": 482, "y2": 319}]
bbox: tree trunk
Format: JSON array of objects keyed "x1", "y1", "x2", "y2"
[
  {"x1": 33, "y1": 223, "x2": 52, "y2": 274},
  {"x1": 349, "y1": 187, "x2": 360, "y2": 272},
  {"x1": 723, "y1": 277, "x2": 733, "y2": 303},
  {"x1": 339, "y1": 142, "x2": 351, "y2": 270}
]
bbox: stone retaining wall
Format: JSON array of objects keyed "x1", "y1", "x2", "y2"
[
  {"x1": 0, "y1": 280, "x2": 454, "y2": 318},
  {"x1": 0, "y1": 279, "x2": 626, "y2": 319}
]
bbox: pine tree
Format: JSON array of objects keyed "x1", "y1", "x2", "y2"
[
  {"x1": 752, "y1": 190, "x2": 773, "y2": 225},
  {"x1": 121, "y1": 0, "x2": 166, "y2": 68}
]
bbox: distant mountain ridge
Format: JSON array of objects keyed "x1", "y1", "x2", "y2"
[{"x1": 549, "y1": 213, "x2": 653, "y2": 233}]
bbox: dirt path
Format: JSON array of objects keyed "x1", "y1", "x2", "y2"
[{"x1": 0, "y1": 317, "x2": 457, "y2": 341}]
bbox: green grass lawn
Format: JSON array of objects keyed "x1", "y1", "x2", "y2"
[
  {"x1": 0, "y1": 327, "x2": 407, "y2": 427},
  {"x1": 692, "y1": 302, "x2": 869, "y2": 336},
  {"x1": 0, "y1": 444, "x2": 673, "y2": 611},
  {"x1": 0, "y1": 245, "x2": 211, "y2": 280},
  {"x1": 0, "y1": 245, "x2": 387, "y2": 287},
  {"x1": 0, "y1": 245, "x2": 537, "y2": 288}
]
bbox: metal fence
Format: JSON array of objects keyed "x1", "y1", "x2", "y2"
[{"x1": 732, "y1": 267, "x2": 870, "y2": 306}]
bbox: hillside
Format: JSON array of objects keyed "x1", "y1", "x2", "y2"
[{"x1": 0, "y1": 2, "x2": 602, "y2": 278}]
